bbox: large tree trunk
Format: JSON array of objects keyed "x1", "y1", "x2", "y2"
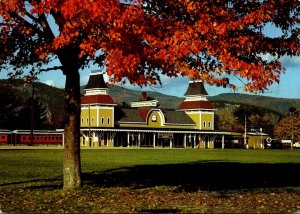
[{"x1": 63, "y1": 67, "x2": 82, "y2": 191}]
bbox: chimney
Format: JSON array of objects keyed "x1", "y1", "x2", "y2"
[{"x1": 141, "y1": 92, "x2": 147, "y2": 101}]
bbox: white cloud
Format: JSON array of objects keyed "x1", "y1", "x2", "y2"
[
  {"x1": 43, "y1": 80, "x2": 56, "y2": 87},
  {"x1": 259, "y1": 53, "x2": 300, "y2": 68},
  {"x1": 280, "y1": 55, "x2": 300, "y2": 67},
  {"x1": 80, "y1": 74, "x2": 90, "y2": 86}
]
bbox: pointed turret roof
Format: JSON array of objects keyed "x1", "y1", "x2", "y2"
[
  {"x1": 81, "y1": 71, "x2": 116, "y2": 106},
  {"x1": 184, "y1": 80, "x2": 208, "y2": 96},
  {"x1": 84, "y1": 71, "x2": 107, "y2": 90},
  {"x1": 179, "y1": 79, "x2": 214, "y2": 111}
]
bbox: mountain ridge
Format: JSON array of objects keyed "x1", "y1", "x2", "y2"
[{"x1": 1, "y1": 79, "x2": 299, "y2": 117}]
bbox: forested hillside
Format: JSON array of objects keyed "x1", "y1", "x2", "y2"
[
  {"x1": 1, "y1": 79, "x2": 299, "y2": 132},
  {"x1": 0, "y1": 79, "x2": 65, "y2": 129},
  {"x1": 210, "y1": 93, "x2": 300, "y2": 115}
]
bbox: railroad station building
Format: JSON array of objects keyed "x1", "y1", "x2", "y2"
[{"x1": 80, "y1": 71, "x2": 232, "y2": 148}]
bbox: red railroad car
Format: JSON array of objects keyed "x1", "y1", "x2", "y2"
[
  {"x1": 12, "y1": 130, "x2": 64, "y2": 146},
  {"x1": 0, "y1": 129, "x2": 12, "y2": 145}
]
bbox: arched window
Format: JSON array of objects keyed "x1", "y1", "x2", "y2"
[
  {"x1": 203, "y1": 121, "x2": 206, "y2": 128},
  {"x1": 107, "y1": 117, "x2": 110, "y2": 125}
]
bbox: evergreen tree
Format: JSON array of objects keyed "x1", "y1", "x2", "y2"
[
  {"x1": 0, "y1": 85, "x2": 22, "y2": 129},
  {"x1": 16, "y1": 98, "x2": 51, "y2": 130}
]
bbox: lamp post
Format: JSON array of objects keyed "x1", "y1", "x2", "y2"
[
  {"x1": 30, "y1": 80, "x2": 34, "y2": 146},
  {"x1": 244, "y1": 115, "x2": 247, "y2": 148}
]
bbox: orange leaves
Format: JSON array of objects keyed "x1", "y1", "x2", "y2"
[{"x1": 1, "y1": 0, "x2": 299, "y2": 93}]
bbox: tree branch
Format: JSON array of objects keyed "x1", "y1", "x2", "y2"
[
  {"x1": 24, "y1": 11, "x2": 42, "y2": 27},
  {"x1": 39, "y1": 13, "x2": 56, "y2": 40},
  {"x1": 39, "y1": 66, "x2": 63, "y2": 72}
]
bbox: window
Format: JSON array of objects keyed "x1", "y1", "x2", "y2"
[
  {"x1": 81, "y1": 117, "x2": 84, "y2": 125},
  {"x1": 208, "y1": 122, "x2": 211, "y2": 128},
  {"x1": 91, "y1": 117, "x2": 94, "y2": 124},
  {"x1": 203, "y1": 121, "x2": 206, "y2": 128},
  {"x1": 101, "y1": 117, "x2": 104, "y2": 124},
  {"x1": 86, "y1": 117, "x2": 89, "y2": 125},
  {"x1": 107, "y1": 117, "x2": 110, "y2": 125}
]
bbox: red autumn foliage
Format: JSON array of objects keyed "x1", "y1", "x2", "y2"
[{"x1": 1, "y1": 0, "x2": 300, "y2": 91}]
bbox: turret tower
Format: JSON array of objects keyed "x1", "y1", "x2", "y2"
[
  {"x1": 81, "y1": 71, "x2": 116, "y2": 129},
  {"x1": 179, "y1": 80, "x2": 215, "y2": 130}
]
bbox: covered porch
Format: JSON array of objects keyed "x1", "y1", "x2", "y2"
[{"x1": 80, "y1": 128, "x2": 231, "y2": 149}]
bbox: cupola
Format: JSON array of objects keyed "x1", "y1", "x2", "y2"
[
  {"x1": 179, "y1": 80, "x2": 213, "y2": 110},
  {"x1": 81, "y1": 71, "x2": 115, "y2": 105}
]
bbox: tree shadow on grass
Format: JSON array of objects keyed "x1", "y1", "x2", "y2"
[
  {"x1": 82, "y1": 161, "x2": 300, "y2": 192},
  {"x1": 0, "y1": 177, "x2": 63, "y2": 190}
]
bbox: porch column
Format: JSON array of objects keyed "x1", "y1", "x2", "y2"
[
  {"x1": 127, "y1": 132, "x2": 130, "y2": 147},
  {"x1": 193, "y1": 134, "x2": 196, "y2": 148},
  {"x1": 138, "y1": 132, "x2": 141, "y2": 147},
  {"x1": 207, "y1": 135, "x2": 210, "y2": 148},
  {"x1": 169, "y1": 138, "x2": 172, "y2": 148},
  {"x1": 198, "y1": 135, "x2": 201, "y2": 149},
  {"x1": 153, "y1": 133, "x2": 156, "y2": 148},
  {"x1": 92, "y1": 132, "x2": 96, "y2": 147},
  {"x1": 222, "y1": 135, "x2": 225, "y2": 149},
  {"x1": 184, "y1": 134, "x2": 187, "y2": 148}
]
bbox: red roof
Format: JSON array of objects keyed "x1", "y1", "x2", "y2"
[
  {"x1": 179, "y1": 100, "x2": 213, "y2": 110},
  {"x1": 81, "y1": 95, "x2": 114, "y2": 105},
  {"x1": 138, "y1": 108, "x2": 151, "y2": 121}
]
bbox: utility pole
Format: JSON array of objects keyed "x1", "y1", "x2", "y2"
[
  {"x1": 30, "y1": 80, "x2": 35, "y2": 146},
  {"x1": 244, "y1": 115, "x2": 248, "y2": 148},
  {"x1": 291, "y1": 113, "x2": 294, "y2": 150}
]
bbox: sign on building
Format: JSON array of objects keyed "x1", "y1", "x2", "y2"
[{"x1": 158, "y1": 133, "x2": 173, "y2": 139}]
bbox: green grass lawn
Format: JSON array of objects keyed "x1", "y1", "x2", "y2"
[
  {"x1": 1, "y1": 148, "x2": 300, "y2": 185},
  {"x1": 1, "y1": 148, "x2": 300, "y2": 213}
]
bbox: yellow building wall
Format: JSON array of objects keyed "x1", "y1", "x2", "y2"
[
  {"x1": 148, "y1": 111, "x2": 164, "y2": 128},
  {"x1": 197, "y1": 141, "x2": 214, "y2": 149},
  {"x1": 201, "y1": 113, "x2": 214, "y2": 130},
  {"x1": 80, "y1": 106, "x2": 114, "y2": 128},
  {"x1": 98, "y1": 108, "x2": 114, "y2": 128},
  {"x1": 186, "y1": 111, "x2": 214, "y2": 130},
  {"x1": 81, "y1": 108, "x2": 97, "y2": 128},
  {"x1": 247, "y1": 135, "x2": 268, "y2": 149},
  {"x1": 186, "y1": 113, "x2": 201, "y2": 129}
]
